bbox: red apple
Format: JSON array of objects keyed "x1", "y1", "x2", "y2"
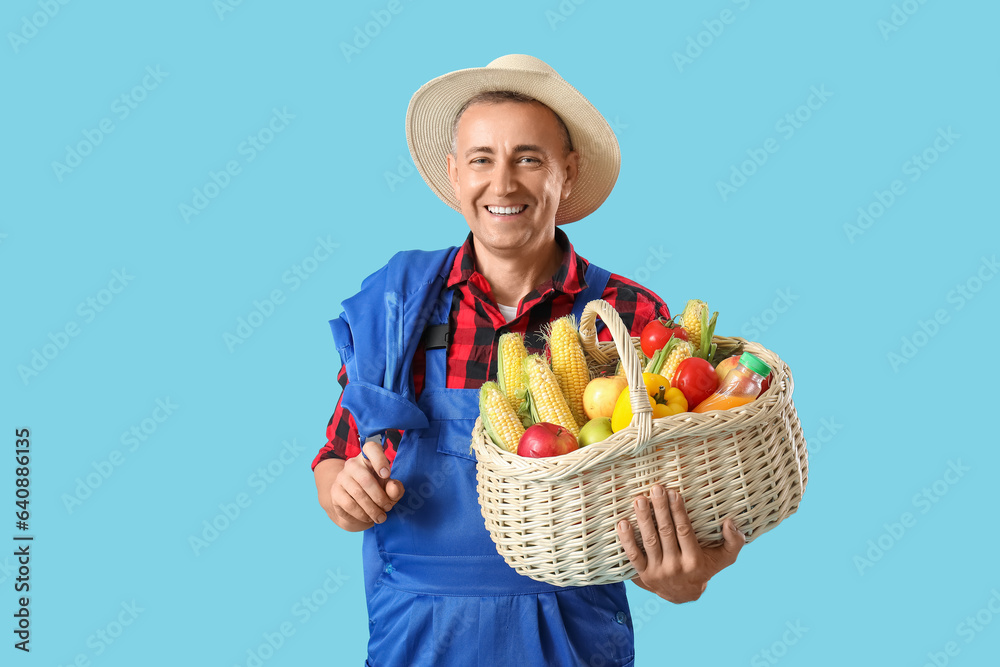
[
  {"x1": 759, "y1": 373, "x2": 772, "y2": 396},
  {"x1": 672, "y1": 357, "x2": 719, "y2": 409},
  {"x1": 517, "y1": 422, "x2": 579, "y2": 458},
  {"x1": 583, "y1": 376, "x2": 628, "y2": 420}
]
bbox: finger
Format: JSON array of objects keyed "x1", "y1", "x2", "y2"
[
  {"x1": 342, "y1": 477, "x2": 389, "y2": 524},
  {"x1": 384, "y1": 478, "x2": 405, "y2": 504},
  {"x1": 720, "y1": 518, "x2": 746, "y2": 565},
  {"x1": 703, "y1": 520, "x2": 746, "y2": 574},
  {"x1": 330, "y1": 483, "x2": 374, "y2": 526},
  {"x1": 667, "y1": 489, "x2": 701, "y2": 555},
  {"x1": 633, "y1": 495, "x2": 662, "y2": 567},
  {"x1": 617, "y1": 519, "x2": 648, "y2": 575},
  {"x1": 347, "y1": 461, "x2": 395, "y2": 511},
  {"x1": 650, "y1": 485, "x2": 681, "y2": 562},
  {"x1": 362, "y1": 438, "x2": 392, "y2": 480}
]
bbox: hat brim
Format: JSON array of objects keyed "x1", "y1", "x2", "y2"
[{"x1": 405, "y1": 61, "x2": 621, "y2": 225}]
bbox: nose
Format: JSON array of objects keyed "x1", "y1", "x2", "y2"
[{"x1": 491, "y1": 159, "x2": 516, "y2": 198}]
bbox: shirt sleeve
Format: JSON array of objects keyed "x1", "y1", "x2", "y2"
[
  {"x1": 311, "y1": 365, "x2": 401, "y2": 470},
  {"x1": 597, "y1": 274, "x2": 672, "y2": 342}
]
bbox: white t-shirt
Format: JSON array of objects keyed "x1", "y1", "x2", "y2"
[{"x1": 497, "y1": 303, "x2": 517, "y2": 323}]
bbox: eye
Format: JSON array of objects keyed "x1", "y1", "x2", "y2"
[
  {"x1": 519, "y1": 157, "x2": 540, "y2": 164},
  {"x1": 470, "y1": 157, "x2": 489, "y2": 165}
]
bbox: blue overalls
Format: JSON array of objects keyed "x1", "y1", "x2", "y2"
[{"x1": 357, "y1": 258, "x2": 635, "y2": 667}]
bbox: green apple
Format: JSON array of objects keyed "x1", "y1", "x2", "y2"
[{"x1": 578, "y1": 417, "x2": 614, "y2": 447}]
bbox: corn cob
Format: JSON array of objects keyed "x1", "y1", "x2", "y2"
[
  {"x1": 680, "y1": 300, "x2": 707, "y2": 349},
  {"x1": 497, "y1": 332, "x2": 528, "y2": 413},
  {"x1": 661, "y1": 340, "x2": 694, "y2": 385},
  {"x1": 479, "y1": 381, "x2": 525, "y2": 453},
  {"x1": 545, "y1": 316, "x2": 590, "y2": 428},
  {"x1": 645, "y1": 337, "x2": 693, "y2": 386},
  {"x1": 522, "y1": 354, "x2": 580, "y2": 437},
  {"x1": 680, "y1": 299, "x2": 719, "y2": 360}
]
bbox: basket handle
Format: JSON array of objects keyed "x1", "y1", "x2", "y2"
[{"x1": 578, "y1": 299, "x2": 652, "y2": 455}]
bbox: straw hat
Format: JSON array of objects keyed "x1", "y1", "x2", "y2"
[{"x1": 405, "y1": 54, "x2": 621, "y2": 225}]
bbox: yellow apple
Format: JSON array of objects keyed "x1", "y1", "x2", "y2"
[
  {"x1": 583, "y1": 376, "x2": 628, "y2": 420},
  {"x1": 715, "y1": 355, "x2": 740, "y2": 384}
]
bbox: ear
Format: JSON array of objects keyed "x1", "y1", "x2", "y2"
[
  {"x1": 446, "y1": 152, "x2": 460, "y2": 201},
  {"x1": 560, "y1": 150, "x2": 580, "y2": 201}
]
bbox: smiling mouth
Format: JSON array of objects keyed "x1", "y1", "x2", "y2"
[{"x1": 485, "y1": 205, "x2": 528, "y2": 216}]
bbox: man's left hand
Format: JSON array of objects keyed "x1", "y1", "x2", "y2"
[{"x1": 617, "y1": 484, "x2": 745, "y2": 603}]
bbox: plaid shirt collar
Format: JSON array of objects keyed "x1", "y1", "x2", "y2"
[{"x1": 446, "y1": 227, "x2": 588, "y2": 306}]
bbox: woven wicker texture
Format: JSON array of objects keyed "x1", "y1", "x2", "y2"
[{"x1": 470, "y1": 299, "x2": 808, "y2": 587}]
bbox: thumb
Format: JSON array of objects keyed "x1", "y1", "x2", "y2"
[
  {"x1": 362, "y1": 437, "x2": 392, "y2": 480},
  {"x1": 721, "y1": 519, "x2": 746, "y2": 562},
  {"x1": 385, "y1": 478, "x2": 405, "y2": 504}
]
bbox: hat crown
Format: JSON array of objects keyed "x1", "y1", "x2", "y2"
[
  {"x1": 486, "y1": 54, "x2": 560, "y2": 79},
  {"x1": 406, "y1": 54, "x2": 620, "y2": 224}
]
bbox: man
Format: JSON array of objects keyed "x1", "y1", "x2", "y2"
[{"x1": 313, "y1": 54, "x2": 745, "y2": 666}]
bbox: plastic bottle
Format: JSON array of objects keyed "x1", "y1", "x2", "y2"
[{"x1": 692, "y1": 352, "x2": 771, "y2": 413}]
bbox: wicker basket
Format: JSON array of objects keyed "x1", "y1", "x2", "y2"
[{"x1": 469, "y1": 299, "x2": 808, "y2": 588}]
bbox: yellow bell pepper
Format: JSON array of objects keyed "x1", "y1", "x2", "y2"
[{"x1": 611, "y1": 373, "x2": 689, "y2": 432}]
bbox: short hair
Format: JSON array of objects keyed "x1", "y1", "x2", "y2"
[{"x1": 450, "y1": 90, "x2": 574, "y2": 157}]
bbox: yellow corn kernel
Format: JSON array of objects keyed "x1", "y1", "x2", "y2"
[
  {"x1": 479, "y1": 381, "x2": 525, "y2": 453},
  {"x1": 662, "y1": 340, "x2": 693, "y2": 386},
  {"x1": 681, "y1": 299, "x2": 707, "y2": 350},
  {"x1": 497, "y1": 332, "x2": 528, "y2": 413},
  {"x1": 546, "y1": 316, "x2": 590, "y2": 428},
  {"x1": 522, "y1": 354, "x2": 580, "y2": 437}
]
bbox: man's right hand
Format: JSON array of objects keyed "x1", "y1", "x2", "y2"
[{"x1": 314, "y1": 439, "x2": 405, "y2": 532}]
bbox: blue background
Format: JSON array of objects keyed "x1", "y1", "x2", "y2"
[{"x1": 3, "y1": 1, "x2": 998, "y2": 665}]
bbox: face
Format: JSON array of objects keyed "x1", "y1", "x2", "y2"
[{"x1": 446, "y1": 101, "x2": 579, "y2": 256}]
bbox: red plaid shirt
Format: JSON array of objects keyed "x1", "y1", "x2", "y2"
[{"x1": 311, "y1": 228, "x2": 671, "y2": 469}]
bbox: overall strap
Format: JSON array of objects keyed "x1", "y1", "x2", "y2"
[
  {"x1": 571, "y1": 260, "x2": 612, "y2": 324},
  {"x1": 422, "y1": 287, "x2": 454, "y2": 390}
]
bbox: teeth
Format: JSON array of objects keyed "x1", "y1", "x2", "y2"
[{"x1": 487, "y1": 205, "x2": 526, "y2": 215}]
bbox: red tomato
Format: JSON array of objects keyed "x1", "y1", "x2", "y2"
[
  {"x1": 672, "y1": 357, "x2": 719, "y2": 409},
  {"x1": 640, "y1": 319, "x2": 689, "y2": 358}
]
